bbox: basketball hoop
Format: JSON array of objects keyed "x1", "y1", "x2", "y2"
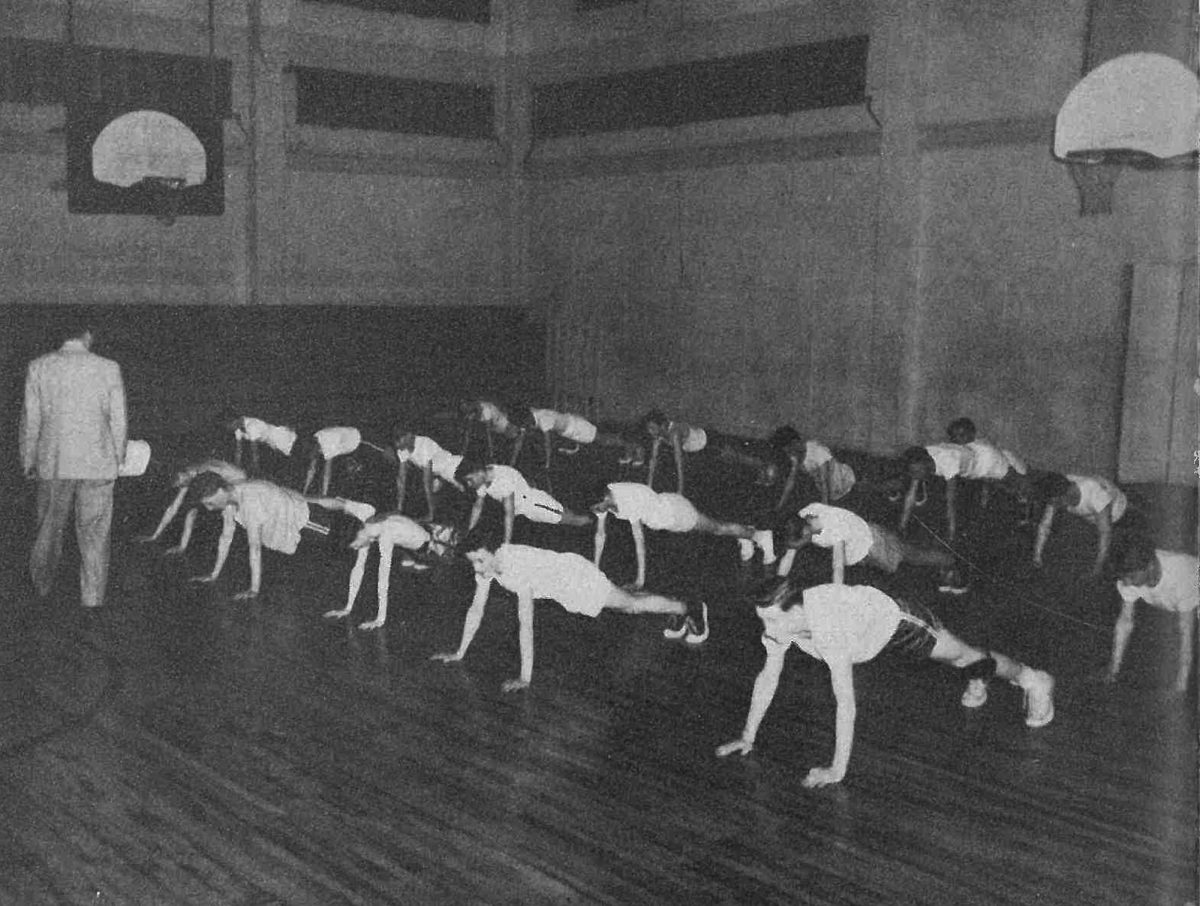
[
  {"x1": 138, "y1": 175, "x2": 186, "y2": 226},
  {"x1": 1065, "y1": 159, "x2": 1120, "y2": 216}
]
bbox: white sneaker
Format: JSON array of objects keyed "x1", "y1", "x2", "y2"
[
  {"x1": 961, "y1": 678, "x2": 988, "y2": 708},
  {"x1": 753, "y1": 529, "x2": 776, "y2": 565},
  {"x1": 684, "y1": 602, "x2": 709, "y2": 645},
  {"x1": 1018, "y1": 668, "x2": 1055, "y2": 728},
  {"x1": 737, "y1": 538, "x2": 755, "y2": 561}
]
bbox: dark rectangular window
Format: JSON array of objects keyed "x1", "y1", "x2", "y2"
[
  {"x1": 1, "y1": 38, "x2": 232, "y2": 115},
  {"x1": 303, "y1": 0, "x2": 489, "y2": 24},
  {"x1": 532, "y1": 35, "x2": 869, "y2": 139},
  {"x1": 294, "y1": 67, "x2": 494, "y2": 139}
]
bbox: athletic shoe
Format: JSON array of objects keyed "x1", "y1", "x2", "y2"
[
  {"x1": 737, "y1": 538, "x2": 755, "y2": 561},
  {"x1": 684, "y1": 602, "x2": 709, "y2": 645},
  {"x1": 662, "y1": 615, "x2": 689, "y2": 640},
  {"x1": 1018, "y1": 668, "x2": 1055, "y2": 728},
  {"x1": 753, "y1": 529, "x2": 777, "y2": 565},
  {"x1": 961, "y1": 678, "x2": 988, "y2": 708}
]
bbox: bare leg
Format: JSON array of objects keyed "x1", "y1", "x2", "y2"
[
  {"x1": 302, "y1": 453, "x2": 320, "y2": 495},
  {"x1": 321, "y1": 458, "x2": 334, "y2": 496},
  {"x1": 692, "y1": 512, "x2": 754, "y2": 539},
  {"x1": 899, "y1": 542, "x2": 956, "y2": 570},
  {"x1": 602, "y1": 585, "x2": 687, "y2": 617}
]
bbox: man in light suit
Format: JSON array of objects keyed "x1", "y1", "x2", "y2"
[{"x1": 20, "y1": 325, "x2": 127, "y2": 609}]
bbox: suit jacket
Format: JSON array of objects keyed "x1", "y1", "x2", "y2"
[{"x1": 20, "y1": 340, "x2": 128, "y2": 480}]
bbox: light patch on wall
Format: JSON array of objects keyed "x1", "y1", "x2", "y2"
[{"x1": 92, "y1": 110, "x2": 208, "y2": 188}]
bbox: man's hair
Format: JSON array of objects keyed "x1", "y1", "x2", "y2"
[
  {"x1": 902, "y1": 446, "x2": 934, "y2": 470},
  {"x1": 392, "y1": 422, "x2": 414, "y2": 445},
  {"x1": 781, "y1": 514, "x2": 812, "y2": 547},
  {"x1": 454, "y1": 457, "x2": 487, "y2": 487},
  {"x1": 947, "y1": 417, "x2": 976, "y2": 439},
  {"x1": 1032, "y1": 471, "x2": 1073, "y2": 502},
  {"x1": 768, "y1": 425, "x2": 803, "y2": 449},
  {"x1": 187, "y1": 470, "x2": 232, "y2": 502},
  {"x1": 639, "y1": 409, "x2": 668, "y2": 433},
  {"x1": 1111, "y1": 534, "x2": 1157, "y2": 578},
  {"x1": 58, "y1": 322, "x2": 94, "y2": 345},
  {"x1": 459, "y1": 525, "x2": 503, "y2": 555},
  {"x1": 751, "y1": 576, "x2": 805, "y2": 612}
]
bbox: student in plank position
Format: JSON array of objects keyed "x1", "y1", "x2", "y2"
[
  {"x1": 461, "y1": 399, "x2": 524, "y2": 464},
  {"x1": 775, "y1": 502, "x2": 961, "y2": 591},
  {"x1": 137, "y1": 458, "x2": 248, "y2": 555},
  {"x1": 899, "y1": 443, "x2": 974, "y2": 543},
  {"x1": 768, "y1": 427, "x2": 859, "y2": 511},
  {"x1": 592, "y1": 482, "x2": 776, "y2": 590},
  {"x1": 188, "y1": 472, "x2": 370, "y2": 600},
  {"x1": 1108, "y1": 536, "x2": 1198, "y2": 696},
  {"x1": 456, "y1": 460, "x2": 593, "y2": 544},
  {"x1": 527, "y1": 407, "x2": 641, "y2": 474},
  {"x1": 393, "y1": 428, "x2": 464, "y2": 519},
  {"x1": 640, "y1": 411, "x2": 715, "y2": 495},
  {"x1": 1028, "y1": 471, "x2": 1127, "y2": 578},
  {"x1": 322, "y1": 511, "x2": 458, "y2": 630},
  {"x1": 715, "y1": 578, "x2": 1055, "y2": 787},
  {"x1": 299, "y1": 426, "x2": 391, "y2": 496},
  {"x1": 223, "y1": 415, "x2": 298, "y2": 475},
  {"x1": 430, "y1": 529, "x2": 709, "y2": 691}
]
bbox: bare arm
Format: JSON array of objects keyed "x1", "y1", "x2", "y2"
[
  {"x1": 1091, "y1": 506, "x2": 1113, "y2": 577},
  {"x1": 166, "y1": 508, "x2": 199, "y2": 555},
  {"x1": 109, "y1": 364, "x2": 128, "y2": 461},
  {"x1": 1107, "y1": 598, "x2": 1137, "y2": 681},
  {"x1": 804, "y1": 656, "x2": 856, "y2": 787},
  {"x1": 1032, "y1": 504, "x2": 1056, "y2": 566},
  {"x1": 19, "y1": 364, "x2": 40, "y2": 477},
  {"x1": 1174, "y1": 610, "x2": 1195, "y2": 695},
  {"x1": 593, "y1": 510, "x2": 608, "y2": 566},
  {"x1": 944, "y1": 478, "x2": 958, "y2": 542},
  {"x1": 431, "y1": 578, "x2": 491, "y2": 663},
  {"x1": 146, "y1": 487, "x2": 189, "y2": 540},
  {"x1": 468, "y1": 496, "x2": 484, "y2": 531},
  {"x1": 503, "y1": 495, "x2": 516, "y2": 544},
  {"x1": 196, "y1": 507, "x2": 237, "y2": 582},
  {"x1": 421, "y1": 463, "x2": 437, "y2": 521},
  {"x1": 818, "y1": 461, "x2": 834, "y2": 505},
  {"x1": 326, "y1": 547, "x2": 370, "y2": 619},
  {"x1": 776, "y1": 458, "x2": 800, "y2": 511},
  {"x1": 395, "y1": 460, "x2": 409, "y2": 512},
  {"x1": 899, "y1": 479, "x2": 918, "y2": 532},
  {"x1": 831, "y1": 540, "x2": 847, "y2": 585},
  {"x1": 630, "y1": 519, "x2": 647, "y2": 589},
  {"x1": 646, "y1": 437, "x2": 662, "y2": 488},
  {"x1": 672, "y1": 432, "x2": 685, "y2": 495},
  {"x1": 504, "y1": 590, "x2": 535, "y2": 692},
  {"x1": 716, "y1": 643, "x2": 787, "y2": 756},
  {"x1": 237, "y1": 523, "x2": 263, "y2": 599}
]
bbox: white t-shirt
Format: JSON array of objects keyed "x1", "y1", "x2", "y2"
[
  {"x1": 490, "y1": 544, "x2": 613, "y2": 618},
  {"x1": 315, "y1": 427, "x2": 362, "y2": 459},
  {"x1": 1067, "y1": 475, "x2": 1127, "y2": 522},
  {"x1": 399, "y1": 436, "x2": 461, "y2": 483},
  {"x1": 237, "y1": 418, "x2": 298, "y2": 456},
  {"x1": 762, "y1": 584, "x2": 900, "y2": 664},
  {"x1": 478, "y1": 402, "x2": 510, "y2": 433},
  {"x1": 926, "y1": 443, "x2": 972, "y2": 480},
  {"x1": 607, "y1": 483, "x2": 699, "y2": 532},
  {"x1": 1117, "y1": 550, "x2": 1198, "y2": 614},
  {"x1": 675, "y1": 424, "x2": 707, "y2": 453},
  {"x1": 355, "y1": 514, "x2": 430, "y2": 551},
  {"x1": 479, "y1": 464, "x2": 530, "y2": 502},
  {"x1": 963, "y1": 440, "x2": 1019, "y2": 480},
  {"x1": 801, "y1": 441, "x2": 856, "y2": 500},
  {"x1": 798, "y1": 503, "x2": 874, "y2": 566}
]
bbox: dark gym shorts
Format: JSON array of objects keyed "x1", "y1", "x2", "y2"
[{"x1": 883, "y1": 597, "x2": 944, "y2": 658}]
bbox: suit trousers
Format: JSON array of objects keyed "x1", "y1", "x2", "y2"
[{"x1": 31, "y1": 478, "x2": 114, "y2": 608}]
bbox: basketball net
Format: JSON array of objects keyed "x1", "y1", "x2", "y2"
[
  {"x1": 1066, "y1": 160, "x2": 1120, "y2": 216},
  {"x1": 140, "y1": 175, "x2": 186, "y2": 226}
]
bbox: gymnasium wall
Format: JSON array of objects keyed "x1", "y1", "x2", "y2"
[
  {"x1": 524, "y1": 0, "x2": 1198, "y2": 479},
  {"x1": 1, "y1": 304, "x2": 545, "y2": 468}
]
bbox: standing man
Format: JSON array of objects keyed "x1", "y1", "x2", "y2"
[{"x1": 20, "y1": 324, "x2": 127, "y2": 609}]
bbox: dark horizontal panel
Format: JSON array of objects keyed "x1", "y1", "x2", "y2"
[
  {"x1": 577, "y1": 0, "x2": 640, "y2": 11},
  {"x1": 533, "y1": 35, "x2": 869, "y2": 139},
  {"x1": 293, "y1": 66, "x2": 494, "y2": 139},
  {"x1": 303, "y1": 0, "x2": 489, "y2": 23},
  {"x1": 0, "y1": 38, "x2": 232, "y2": 117}
]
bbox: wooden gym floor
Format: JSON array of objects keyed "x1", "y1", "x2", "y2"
[{"x1": 0, "y1": 457, "x2": 1195, "y2": 906}]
